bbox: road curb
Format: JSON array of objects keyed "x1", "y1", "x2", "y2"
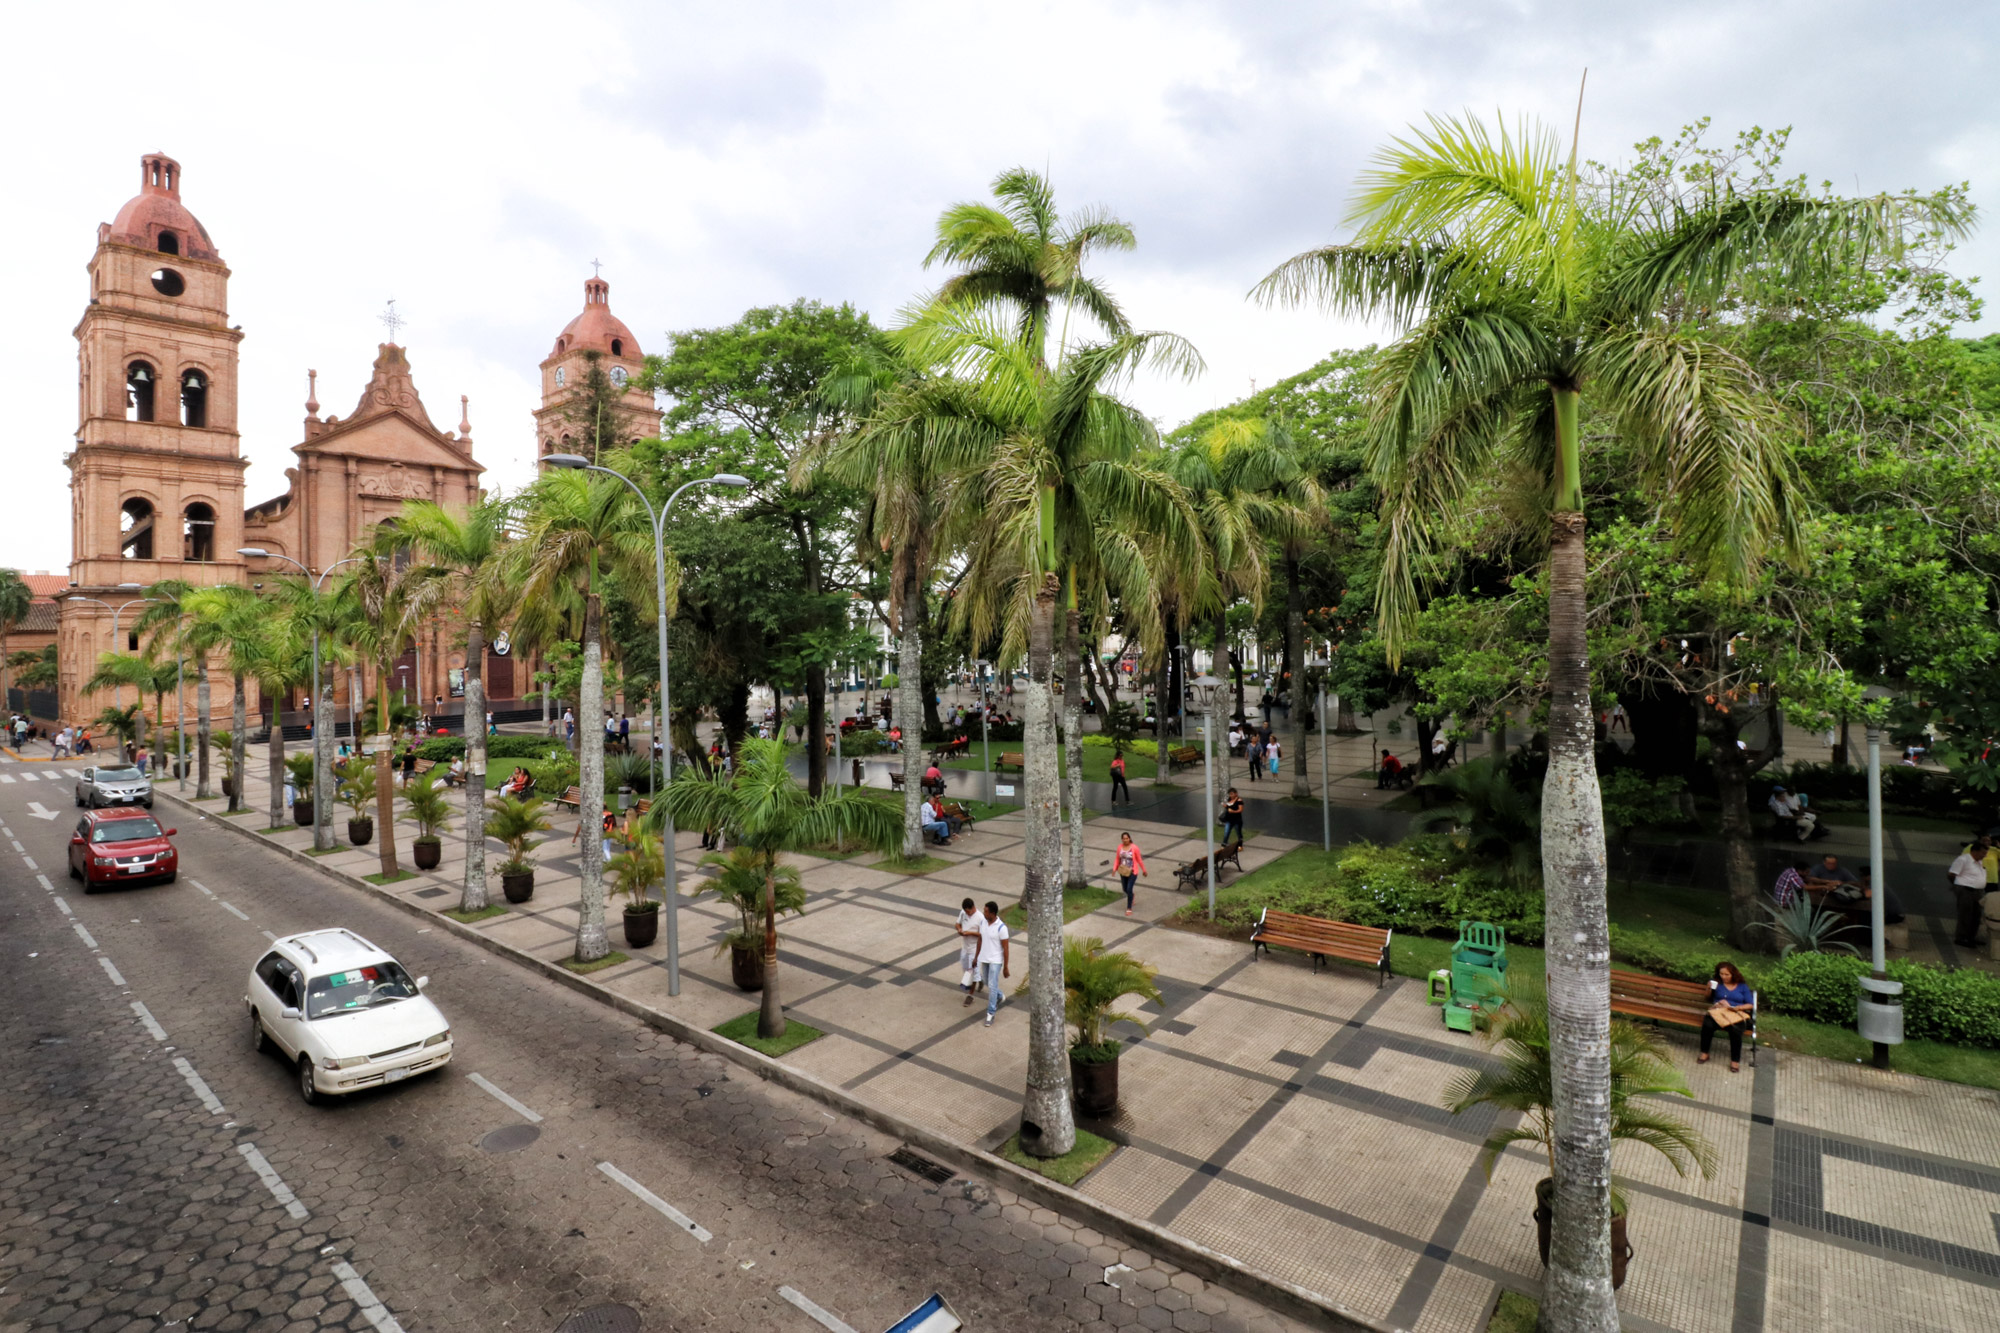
[{"x1": 162, "y1": 787, "x2": 1398, "y2": 1333}]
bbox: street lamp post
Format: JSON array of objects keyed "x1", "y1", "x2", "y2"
[
  {"x1": 1191, "y1": 673, "x2": 1222, "y2": 920},
  {"x1": 237, "y1": 551, "x2": 362, "y2": 852},
  {"x1": 1859, "y1": 703, "x2": 1904, "y2": 1069},
  {"x1": 69, "y1": 587, "x2": 155, "y2": 760},
  {"x1": 543, "y1": 454, "x2": 750, "y2": 998},
  {"x1": 1310, "y1": 656, "x2": 1332, "y2": 852}
]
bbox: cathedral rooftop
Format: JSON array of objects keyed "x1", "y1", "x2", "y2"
[
  {"x1": 548, "y1": 276, "x2": 641, "y2": 361},
  {"x1": 103, "y1": 153, "x2": 220, "y2": 261}
]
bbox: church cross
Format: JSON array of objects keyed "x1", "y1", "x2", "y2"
[
  {"x1": 379, "y1": 299, "x2": 406, "y2": 343},
  {"x1": 591, "y1": 258, "x2": 603, "y2": 278}
]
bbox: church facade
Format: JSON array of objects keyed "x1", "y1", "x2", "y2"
[{"x1": 55, "y1": 153, "x2": 634, "y2": 729}]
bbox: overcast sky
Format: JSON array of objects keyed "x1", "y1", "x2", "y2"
[{"x1": 3, "y1": 0, "x2": 1994, "y2": 573}]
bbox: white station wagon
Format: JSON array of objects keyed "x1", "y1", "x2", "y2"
[{"x1": 246, "y1": 929, "x2": 453, "y2": 1104}]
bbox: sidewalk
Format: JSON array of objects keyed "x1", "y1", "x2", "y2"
[{"x1": 159, "y1": 756, "x2": 2000, "y2": 1333}]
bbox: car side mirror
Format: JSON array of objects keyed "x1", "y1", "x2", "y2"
[
  {"x1": 164, "y1": 829, "x2": 177, "y2": 837},
  {"x1": 416, "y1": 976, "x2": 429, "y2": 991},
  {"x1": 81, "y1": 769, "x2": 93, "y2": 779},
  {"x1": 280, "y1": 1006, "x2": 302, "y2": 1021}
]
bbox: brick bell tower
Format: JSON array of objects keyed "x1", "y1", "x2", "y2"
[
  {"x1": 60, "y1": 153, "x2": 249, "y2": 724},
  {"x1": 533, "y1": 274, "x2": 659, "y2": 462}
]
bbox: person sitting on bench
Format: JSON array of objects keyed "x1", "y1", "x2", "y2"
[
  {"x1": 1700, "y1": 960, "x2": 1755, "y2": 1072},
  {"x1": 1768, "y1": 785, "x2": 1817, "y2": 841},
  {"x1": 921, "y1": 796, "x2": 953, "y2": 845},
  {"x1": 1377, "y1": 750, "x2": 1405, "y2": 789},
  {"x1": 923, "y1": 762, "x2": 945, "y2": 794}
]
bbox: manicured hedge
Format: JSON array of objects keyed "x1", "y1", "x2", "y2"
[
  {"x1": 1206, "y1": 837, "x2": 1546, "y2": 944},
  {"x1": 416, "y1": 735, "x2": 569, "y2": 762}
]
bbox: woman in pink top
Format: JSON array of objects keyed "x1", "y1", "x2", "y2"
[{"x1": 1114, "y1": 832, "x2": 1147, "y2": 916}]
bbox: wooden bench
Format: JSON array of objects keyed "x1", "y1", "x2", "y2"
[
  {"x1": 1174, "y1": 841, "x2": 1243, "y2": 890},
  {"x1": 1250, "y1": 908, "x2": 1392, "y2": 987},
  {"x1": 995, "y1": 751, "x2": 1025, "y2": 773},
  {"x1": 552, "y1": 785, "x2": 583, "y2": 812},
  {"x1": 932, "y1": 737, "x2": 970, "y2": 760},
  {"x1": 940, "y1": 800, "x2": 975, "y2": 835},
  {"x1": 1166, "y1": 746, "x2": 1201, "y2": 773},
  {"x1": 1608, "y1": 970, "x2": 1759, "y2": 1066}
]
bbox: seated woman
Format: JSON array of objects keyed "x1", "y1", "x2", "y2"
[
  {"x1": 497, "y1": 766, "x2": 533, "y2": 799},
  {"x1": 923, "y1": 762, "x2": 945, "y2": 794},
  {"x1": 1700, "y1": 961, "x2": 1755, "y2": 1072}
]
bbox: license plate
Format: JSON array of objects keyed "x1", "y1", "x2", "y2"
[
  {"x1": 125, "y1": 865, "x2": 147, "y2": 874},
  {"x1": 384, "y1": 1067, "x2": 410, "y2": 1084}
]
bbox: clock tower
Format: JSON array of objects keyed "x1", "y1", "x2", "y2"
[
  {"x1": 60, "y1": 153, "x2": 249, "y2": 721},
  {"x1": 532, "y1": 274, "x2": 658, "y2": 461}
]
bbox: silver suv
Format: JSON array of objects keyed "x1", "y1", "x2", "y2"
[{"x1": 75, "y1": 764, "x2": 153, "y2": 809}]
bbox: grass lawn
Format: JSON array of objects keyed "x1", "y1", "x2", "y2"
[
  {"x1": 854, "y1": 786, "x2": 1017, "y2": 825},
  {"x1": 560, "y1": 950, "x2": 630, "y2": 975},
  {"x1": 714, "y1": 1010, "x2": 825, "y2": 1057},
  {"x1": 444, "y1": 903, "x2": 509, "y2": 924},
  {"x1": 363, "y1": 870, "x2": 420, "y2": 885},
  {"x1": 998, "y1": 1128, "x2": 1116, "y2": 1186},
  {"x1": 1488, "y1": 1291, "x2": 1539, "y2": 1333},
  {"x1": 939, "y1": 741, "x2": 1157, "y2": 783},
  {"x1": 1002, "y1": 885, "x2": 1120, "y2": 931},
  {"x1": 1185, "y1": 825, "x2": 1261, "y2": 843}
]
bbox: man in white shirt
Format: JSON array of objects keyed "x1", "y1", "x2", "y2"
[
  {"x1": 975, "y1": 900, "x2": 1010, "y2": 1026},
  {"x1": 1949, "y1": 836, "x2": 1992, "y2": 948},
  {"x1": 922, "y1": 797, "x2": 952, "y2": 845},
  {"x1": 1768, "y1": 786, "x2": 1815, "y2": 841}
]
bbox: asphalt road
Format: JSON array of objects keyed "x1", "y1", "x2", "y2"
[{"x1": 0, "y1": 768, "x2": 1305, "y2": 1333}]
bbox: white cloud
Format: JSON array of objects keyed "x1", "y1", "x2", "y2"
[{"x1": 1, "y1": 0, "x2": 1993, "y2": 570}]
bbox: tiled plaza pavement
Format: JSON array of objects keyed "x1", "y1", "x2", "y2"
[{"x1": 138, "y1": 755, "x2": 2000, "y2": 1333}]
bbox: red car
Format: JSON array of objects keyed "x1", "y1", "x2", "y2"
[{"x1": 68, "y1": 807, "x2": 179, "y2": 891}]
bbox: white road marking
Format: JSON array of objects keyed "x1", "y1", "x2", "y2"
[
  {"x1": 173, "y1": 1056, "x2": 225, "y2": 1115},
  {"x1": 467, "y1": 1072, "x2": 544, "y2": 1123},
  {"x1": 98, "y1": 956, "x2": 126, "y2": 986},
  {"x1": 64, "y1": 769, "x2": 83, "y2": 778},
  {"x1": 52, "y1": 896, "x2": 71, "y2": 916},
  {"x1": 777, "y1": 1286, "x2": 859, "y2": 1333},
  {"x1": 132, "y1": 1001, "x2": 168, "y2": 1041},
  {"x1": 330, "y1": 1259, "x2": 406, "y2": 1333},
  {"x1": 0, "y1": 774, "x2": 16, "y2": 784},
  {"x1": 237, "y1": 1143, "x2": 309, "y2": 1220},
  {"x1": 8, "y1": 840, "x2": 21, "y2": 852},
  {"x1": 595, "y1": 1161, "x2": 712, "y2": 1242},
  {"x1": 191, "y1": 880, "x2": 213, "y2": 896},
  {"x1": 219, "y1": 901, "x2": 250, "y2": 921},
  {"x1": 19, "y1": 771, "x2": 36, "y2": 782},
  {"x1": 262, "y1": 930, "x2": 278, "y2": 941},
  {"x1": 21, "y1": 856, "x2": 36, "y2": 870},
  {"x1": 72, "y1": 921, "x2": 98, "y2": 949},
  {"x1": 24, "y1": 802, "x2": 57, "y2": 820},
  {"x1": 35, "y1": 874, "x2": 51, "y2": 891}
]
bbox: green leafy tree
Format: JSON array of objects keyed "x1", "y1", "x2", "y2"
[
  {"x1": 0, "y1": 570, "x2": 31, "y2": 705},
  {"x1": 1257, "y1": 108, "x2": 1961, "y2": 1328},
  {"x1": 9, "y1": 646, "x2": 56, "y2": 691}
]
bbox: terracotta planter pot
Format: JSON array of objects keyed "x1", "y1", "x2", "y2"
[
  {"x1": 730, "y1": 943, "x2": 765, "y2": 992},
  {"x1": 413, "y1": 838, "x2": 441, "y2": 870},
  {"x1": 501, "y1": 869, "x2": 535, "y2": 903},
  {"x1": 1070, "y1": 1052, "x2": 1120, "y2": 1118},
  {"x1": 347, "y1": 816, "x2": 374, "y2": 846},
  {"x1": 221, "y1": 777, "x2": 237, "y2": 799},
  {"x1": 623, "y1": 905, "x2": 659, "y2": 948},
  {"x1": 1534, "y1": 1178, "x2": 1631, "y2": 1290},
  {"x1": 292, "y1": 799, "x2": 313, "y2": 828}
]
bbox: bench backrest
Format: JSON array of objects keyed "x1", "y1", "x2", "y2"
[
  {"x1": 1608, "y1": 970, "x2": 1714, "y2": 1008},
  {"x1": 1000, "y1": 752, "x2": 1025, "y2": 765},
  {"x1": 1260, "y1": 908, "x2": 1391, "y2": 952}
]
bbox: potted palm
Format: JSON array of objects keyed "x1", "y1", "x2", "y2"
[
  {"x1": 214, "y1": 729, "x2": 238, "y2": 800},
  {"x1": 337, "y1": 761, "x2": 376, "y2": 846},
  {"x1": 1443, "y1": 984, "x2": 1716, "y2": 1290},
  {"x1": 488, "y1": 794, "x2": 551, "y2": 904},
  {"x1": 400, "y1": 769, "x2": 452, "y2": 871},
  {"x1": 1048, "y1": 936, "x2": 1162, "y2": 1118},
  {"x1": 697, "y1": 846, "x2": 806, "y2": 990},
  {"x1": 286, "y1": 752, "x2": 316, "y2": 827},
  {"x1": 608, "y1": 822, "x2": 664, "y2": 948}
]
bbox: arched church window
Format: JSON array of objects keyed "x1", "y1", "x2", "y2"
[
  {"x1": 610, "y1": 339, "x2": 623, "y2": 358},
  {"x1": 126, "y1": 362, "x2": 156, "y2": 422},
  {"x1": 150, "y1": 268, "x2": 185, "y2": 297},
  {"x1": 555, "y1": 367, "x2": 566, "y2": 388},
  {"x1": 120, "y1": 498, "x2": 155, "y2": 560},
  {"x1": 183, "y1": 503, "x2": 216, "y2": 562},
  {"x1": 158, "y1": 231, "x2": 180, "y2": 256},
  {"x1": 181, "y1": 370, "x2": 208, "y2": 428}
]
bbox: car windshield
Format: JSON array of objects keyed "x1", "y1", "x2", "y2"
[
  {"x1": 92, "y1": 817, "x2": 163, "y2": 843},
  {"x1": 305, "y1": 961, "x2": 419, "y2": 1018},
  {"x1": 95, "y1": 767, "x2": 143, "y2": 782}
]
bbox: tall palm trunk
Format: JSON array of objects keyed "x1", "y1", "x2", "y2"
[
  {"x1": 1542, "y1": 500, "x2": 1615, "y2": 1331},
  {"x1": 759, "y1": 856, "x2": 787, "y2": 1039},
  {"x1": 266, "y1": 693, "x2": 285, "y2": 829},
  {"x1": 228, "y1": 674, "x2": 247, "y2": 813},
  {"x1": 1286, "y1": 555, "x2": 1311, "y2": 800},
  {"x1": 574, "y1": 591, "x2": 610, "y2": 963},
  {"x1": 313, "y1": 661, "x2": 334, "y2": 851},
  {"x1": 1020, "y1": 571, "x2": 1076, "y2": 1158},
  {"x1": 375, "y1": 669, "x2": 399, "y2": 880},
  {"x1": 897, "y1": 563, "x2": 924, "y2": 860},
  {"x1": 460, "y1": 622, "x2": 489, "y2": 912},
  {"x1": 1062, "y1": 602, "x2": 1086, "y2": 888},
  {"x1": 195, "y1": 662, "x2": 212, "y2": 798}
]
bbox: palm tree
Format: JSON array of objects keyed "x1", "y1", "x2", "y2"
[
  {"x1": 0, "y1": 570, "x2": 32, "y2": 705},
  {"x1": 925, "y1": 166, "x2": 1134, "y2": 367},
  {"x1": 658, "y1": 737, "x2": 900, "y2": 1038},
  {"x1": 184, "y1": 585, "x2": 265, "y2": 811},
  {"x1": 139, "y1": 581, "x2": 221, "y2": 798},
  {"x1": 514, "y1": 462, "x2": 657, "y2": 963},
  {"x1": 1257, "y1": 109, "x2": 1962, "y2": 1330},
  {"x1": 345, "y1": 529, "x2": 442, "y2": 879},
  {"x1": 93, "y1": 703, "x2": 145, "y2": 761},
  {"x1": 240, "y1": 598, "x2": 312, "y2": 830},
  {"x1": 397, "y1": 497, "x2": 514, "y2": 913},
  {"x1": 83, "y1": 654, "x2": 180, "y2": 765},
  {"x1": 9, "y1": 646, "x2": 56, "y2": 692},
  {"x1": 906, "y1": 305, "x2": 1205, "y2": 1159}
]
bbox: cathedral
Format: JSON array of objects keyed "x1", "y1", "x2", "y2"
[{"x1": 54, "y1": 153, "x2": 656, "y2": 729}]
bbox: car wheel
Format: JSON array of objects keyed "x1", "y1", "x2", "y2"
[
  {"x1": 297, "y1": 1057, "x2": 323, "y2": 1105},
  {"x1": 251, "y1": 1009, "x2": 269, "y2": 1055},
  {"x1": 74, "y1": 792, "x2": 83, "y2": 807}
]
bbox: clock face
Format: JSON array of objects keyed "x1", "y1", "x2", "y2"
[
  {"x1": 609, "y1": 366, "x2": 629, "y2": 387},
  {"x1": 554, "y1": 367, "x2": 566, "y2": 388}
]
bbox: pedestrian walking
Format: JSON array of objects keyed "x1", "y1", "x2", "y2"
[
  {"x1": 618, "y1": 714, "x2": 631, "y2": 752},
  {"x1": 1221, "y1": 788, "x2": 1245, "y2": 845},
  {"x1": 975, "y1": 901, "x2": 1010, "y2": 1026},
  {"x1": 955, "y1": 897, "x2": 982, "y2": 1007},
  {"x1": 1266, "y1": 736, "x2": 1282, "y2": 778},
  {"x1": 486, "y1": 710, "x2": 496, "y2": 737},
  {"x1": 1244, "y1": 731, "x2": 1262, "y2": 783},
  {"x1": 1108, "y1": 749, "x2": 1130, "y2": 803},
  {"x1": 1949, "y1": 836, "x2": 1992, "y2": 948},
  {"x1": 1113, "y1": 832, "x2": 1147, "y2": 916},
  {"x1": 1609, "y1": 701, "x2": 1629, "y2": 732},
  {"x1": 563, "y1": 708, "x2": 576, "y2": 743}
]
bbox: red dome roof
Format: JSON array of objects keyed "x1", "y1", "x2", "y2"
[
  {"x1": 551, "y1": 277, "x2": 641, "y2": 359},
  {"x1": 106, "y1": 154, "x2": 220, "y2": 261}
]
